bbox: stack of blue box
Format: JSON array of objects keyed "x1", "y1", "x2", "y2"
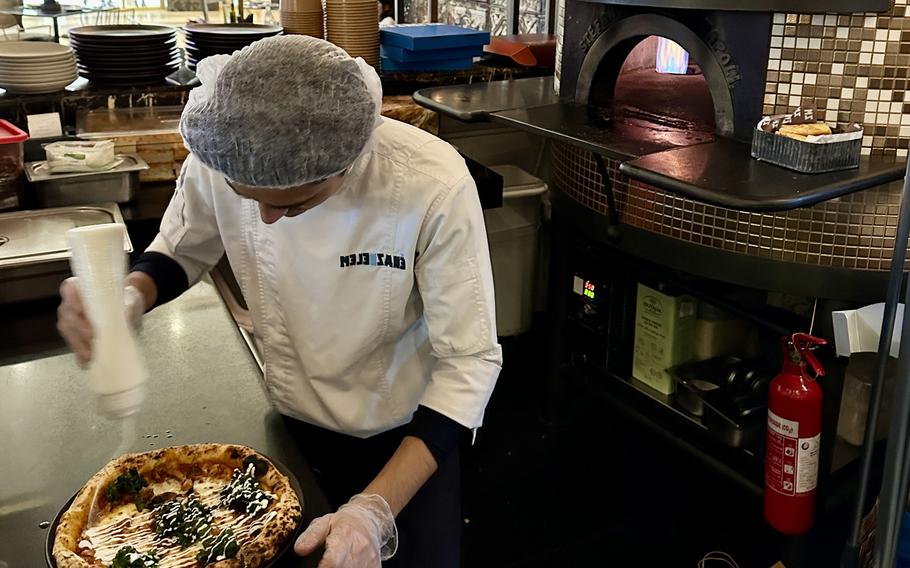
[{"x1": 380, "y1": 24, "x2": 490, "y2": 72}]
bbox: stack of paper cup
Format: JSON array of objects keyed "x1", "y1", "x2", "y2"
[
  {"x1": 280, "y1": 0, "x2": 323, "y2": 38},
  {"x1": 325, "y1": 0, "x2": 379, "y2": 67}
]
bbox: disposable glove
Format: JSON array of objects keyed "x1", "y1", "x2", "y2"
[
  {"x1": 57, "y1": 277, "x2": 145, "y2": 366},
  {"x1": 294, "y1": 493, "x2": 398, "y2": 567}
]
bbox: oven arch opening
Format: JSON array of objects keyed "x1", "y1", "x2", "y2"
[{"x1": 575, "y1": 14, "x2": 736, "y2": 138}]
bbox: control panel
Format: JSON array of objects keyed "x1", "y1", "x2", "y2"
[{"x1": 565, "y1": 241, "x2": 636, "y2": 375}]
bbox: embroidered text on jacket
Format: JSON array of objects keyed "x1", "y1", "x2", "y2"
[{"x1": 340, "y1": 252, "x2": 407, "y2": 270}]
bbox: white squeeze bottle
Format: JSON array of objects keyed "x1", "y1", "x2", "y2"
[{"x1": 67, "y1": 224, "x2": 147, "y2": 418}]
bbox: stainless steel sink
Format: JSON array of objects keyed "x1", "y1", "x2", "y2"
[{"x1": 0, "y1": 204, "x2": 131, "y2": 304}]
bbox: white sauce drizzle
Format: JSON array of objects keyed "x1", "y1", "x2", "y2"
[{"x1": 82, "y1": 479, "x2": 279, "y2": 567}]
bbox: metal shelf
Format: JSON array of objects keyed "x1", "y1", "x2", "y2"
[
  {"x1": 619, "y1": 137, "x2": 907, "y2": 212},
  {"x1": 413, "y1": 76, "x2": 557, "y2": 122},
  {"x1": 563, "y1": 363, "x2": 765, "y2": 496},
  {"x1": 486, "y1": 102, "x2": 906, "y2": 212}
]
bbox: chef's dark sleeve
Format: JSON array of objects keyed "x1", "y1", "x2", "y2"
[
  {"x1": 406, "y1": 405, "x2": 470, "y2": 466},
  {"x1": 131, "y1": 251, "x2": 190, "y2": 309}
]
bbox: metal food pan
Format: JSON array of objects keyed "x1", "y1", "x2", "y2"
[
  {"x1": 0, "y1": 203, "x2": 131, "y2": 304},
  {"x1": 24, "y1": 154, "x2": 149, "y2": 208}
]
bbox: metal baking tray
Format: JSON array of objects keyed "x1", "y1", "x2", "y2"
[
  {"x1": 0, "y1": 203, "x2": 131, "y2": 304},
  {"x1": 670, "y1": 357, "x2": 774, "y2": 449},
  {"x1": 24, "y1": 154, "x2": 149, "y2": 207}
]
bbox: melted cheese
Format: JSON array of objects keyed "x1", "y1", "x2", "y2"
[
  {"x1": 151, "y1": 479, "x2": 186, "y2": 495},
  {"x1": 81, "y1": 479, "x2": 279, "y2": 567}
]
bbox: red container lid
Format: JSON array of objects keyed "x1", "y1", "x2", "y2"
[{"x1": 0, "y1": 119, "x2": 28, "y2": 144}]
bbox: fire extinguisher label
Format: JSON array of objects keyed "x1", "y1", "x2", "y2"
[
  {"x1": 768, "y1": 411, "x2": 799, "y2": 437},
  {"x1": 796, "y1": 433, "x2": 820, "y2": 494},
  {"x1": 767, "y1": 411, "x2": 820, "y2": 496},
  {"x1": 767, "y1": 410, "x2": 801, "y2": 496}
]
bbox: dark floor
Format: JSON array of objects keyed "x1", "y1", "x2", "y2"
[{"x1": 461, "y1": 332, "x2": 783, "y2": 568}]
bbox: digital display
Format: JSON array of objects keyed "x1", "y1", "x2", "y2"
[{"x1": 583, "y1": 280, "x2": 596, "y2": 300}]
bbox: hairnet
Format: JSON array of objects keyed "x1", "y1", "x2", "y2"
[{"x1": 179, "y1": 35, "x2": 382, "y2": 188}]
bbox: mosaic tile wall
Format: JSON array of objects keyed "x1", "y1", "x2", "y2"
[
  {"x1": 764, "y1": 2, "x2": 910, "y2": 158},
  {"x1": 551, "y1": 142, "x2": 904, "y2": 271}
]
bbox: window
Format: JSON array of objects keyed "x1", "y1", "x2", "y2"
[
  {"x1": 439, "y1": 0, "x2": 508, "y2": 34},
  {"x1": 518, "y1": 0, "x2": 546, "y2": 33},
  {"x1": 398, "y1": 0, "x2": 548, "y2": 34}
]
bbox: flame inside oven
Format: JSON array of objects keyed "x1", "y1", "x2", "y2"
[{"x1": 655, "y1": 37, "x2": 689, "y2": 75}]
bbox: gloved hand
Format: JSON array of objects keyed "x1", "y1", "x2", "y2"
[
  {"x1": 294, "y1": 493, "x2": 398, "y2": 567},
  {"x1": 57, "y1": 277, "x2": 145, "y2": 366}
]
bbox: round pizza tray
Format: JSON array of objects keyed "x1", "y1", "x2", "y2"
[{"x1": 45, "y1": 453, "x2": 305, "y2": 568}]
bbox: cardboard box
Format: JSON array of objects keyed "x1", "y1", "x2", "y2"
[{"x1": 632, "y1": 283, "x2": 696, "y2": 395}]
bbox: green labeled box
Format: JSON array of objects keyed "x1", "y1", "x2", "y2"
[{"x1": 632, "y1": 283, "x2": 697, "y2": 395}]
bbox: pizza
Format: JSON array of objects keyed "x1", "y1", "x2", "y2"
[{"x1": 53, "y1": 444, "x2": 302, "y2": 568}]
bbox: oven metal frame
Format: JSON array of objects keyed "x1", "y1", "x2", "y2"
[{"x1": 574, "y1": 13, "x2": 735, "y2": 137}]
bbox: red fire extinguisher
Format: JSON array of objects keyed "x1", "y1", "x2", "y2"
[{"x1": 764, "y1": 332, "x2": 827, "y2": 535}]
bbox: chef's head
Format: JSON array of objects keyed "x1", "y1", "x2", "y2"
[{"x1": 179, "y1": 35, "x2": 382, "y2": 224}]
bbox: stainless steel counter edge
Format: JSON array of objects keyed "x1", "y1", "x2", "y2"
[{"x1": 413, "y1": 76, "x2": 557, "y2": 122}]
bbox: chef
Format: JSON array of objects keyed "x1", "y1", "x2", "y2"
[{"x1": 56, "y1": 35, "x2": 501, "y2": 567}]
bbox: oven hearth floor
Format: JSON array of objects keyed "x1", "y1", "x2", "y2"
[{"x1": 491, "y1": 101, "x2": 714, "y2": 162}]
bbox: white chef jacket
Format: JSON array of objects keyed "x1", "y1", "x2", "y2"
[{"x1": 147, "y1": 117, "x2": 502, "y2": 438}]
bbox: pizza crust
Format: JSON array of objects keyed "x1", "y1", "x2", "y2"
[{"x1": 53, "y1": 444, "x2": 302, "y2": 568}]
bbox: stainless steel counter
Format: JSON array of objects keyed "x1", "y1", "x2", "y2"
[{"x1": 0, "y1": 279, "x2": 330, "y2": 567}]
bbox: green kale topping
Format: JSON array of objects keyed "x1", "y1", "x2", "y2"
[
  {"x1": 104, "y1": 469, "x2": 148, "y2": 507},
  {"x1": 219, "y1": 464, "x2": 273, "y2": 516},
  {"x1": 110, "y1": 546, "x2": 158, "y2": 568},
  {"x1": 241, "y1": 455, "x2": 269, "y2": 477},
  {"x1": 196, "y1": 529, "x2": 240, "y2": 565},
  {"x1": 153, "y1": 497, "x2": 213, "y2": 547}
]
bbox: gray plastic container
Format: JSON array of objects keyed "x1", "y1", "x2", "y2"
[{"x1": 751, "y1": 128, "x2": 861, "y2": 173}]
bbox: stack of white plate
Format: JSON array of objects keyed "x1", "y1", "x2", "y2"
[{"x1": 0, "y1": 42, "x2": 77, "y2": 94}]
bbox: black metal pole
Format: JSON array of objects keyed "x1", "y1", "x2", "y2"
[
  {"x1": 875, "y1": 159, "x2": 910, "y2": 567},
  {"x1": 593, "y1": 154, "x2": 622, "y2": 243},
  {"x1": 894, "y1": 431, "x2": 910, "y2": 554},
  {"x1": 511, "y1": 0, "x2": 520, "y2": 34},
  {"x1": 878, "y1": 282, "x2": 910, "y2": 566},
  {"x1": 547, "y1": 0, "x2": 556, "y2": 35},
  {"x1": 842, "y1": 171, "x2": 910, "y2": 567}
]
